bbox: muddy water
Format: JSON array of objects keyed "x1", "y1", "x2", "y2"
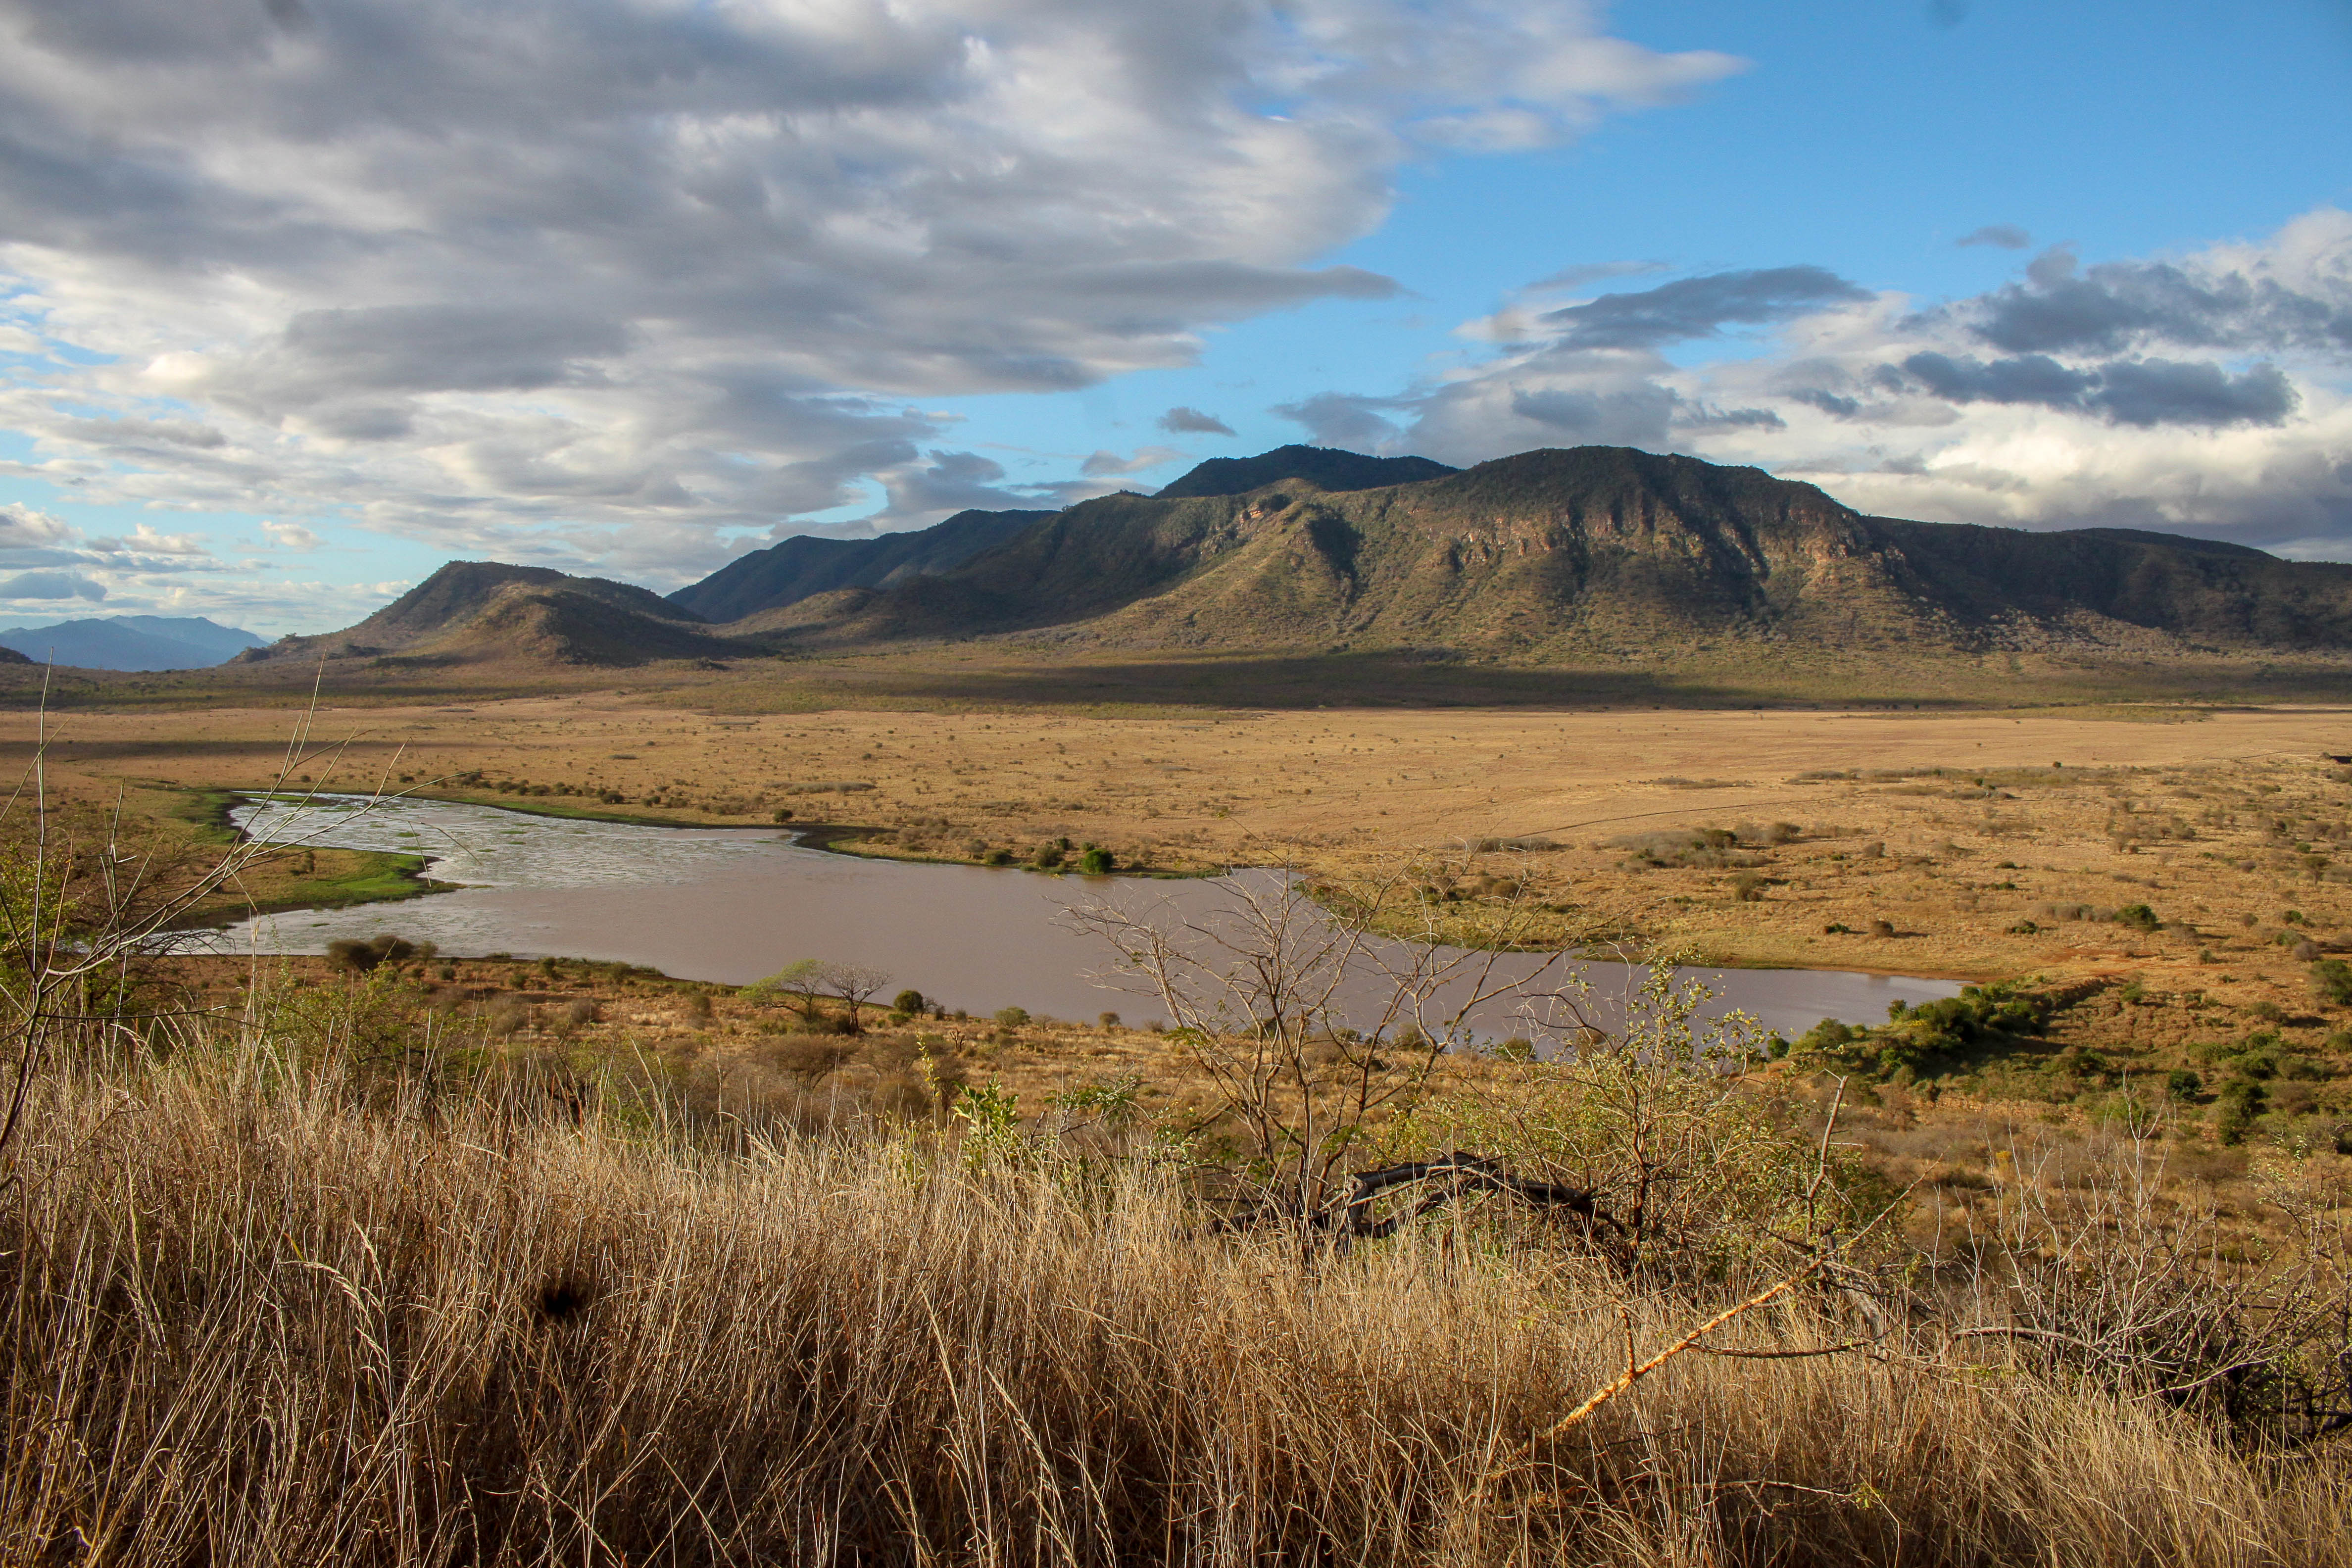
[{"x1": 208, "y1": 795, "x2": 1962, "y2": 1037}]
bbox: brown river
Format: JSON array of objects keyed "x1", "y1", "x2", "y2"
[{"x1": 206, "y1": 794, "x2": 1962, "y2": 1040}]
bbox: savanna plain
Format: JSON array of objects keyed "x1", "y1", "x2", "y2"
[{"x1": 3, "y1": 651, "x2": 2350, "y2": 1566}]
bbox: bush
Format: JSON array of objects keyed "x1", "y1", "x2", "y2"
[
  {"x1": 1078, "y1": 847, "x2": 1116, "y2": 875},
  {"x1": 1730, "y1": 871, "x2": 1764, "y2": 901},
  {"x1": 771, "y1": 807, "x2": 795, "y2": 823},
  {"x1": 2114, "y1": 903, "x2": 2160, "y2": 932},
  {"x1": 2312, "y1": 959, "x2": 2352, "y2": 1005},
  {"x1": 993, "y1": 1006, "x2": 1029, "y2": 1029},
  {"x1": 325, "y1": 933, "x2": 417, "y2": 974},
  {"x1": 1032, "y1": 845, "x2": 1065, "y2": 870},
  {"x1": 892, "y1": 989, "x2": 927, "y2": 1015},
  {"x1": 983, "y1": 848, "x2": 1014, "y2": 867},
  {"x1": 2166, "y1": 1069, "x2": 2203, "y2": 1101}
]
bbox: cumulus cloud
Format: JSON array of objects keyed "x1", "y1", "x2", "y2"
[
  {"x1": 0, "y1": 0, "x2": 1739, "y2": 576},
  {"x1": 1278, "y1": 208, "x2": 2352, "y2": 555},
  {"x1": 259, "y1": 521, "x2": 319, "y2": 550},
  {"x1": 1158, "y1": 406, "x2": 1236, "y2": 436}
]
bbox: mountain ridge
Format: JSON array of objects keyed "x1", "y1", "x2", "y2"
[{"x1": 0, "y1": 614, "x2": 267, "y2": 671}]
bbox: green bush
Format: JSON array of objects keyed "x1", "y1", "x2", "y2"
[
  {"x1": 2166, "y1": 1069, "x2": 2202, "y2": 1101},
  {"x1": 1078, "y1": 847, "x2": 1116, "y2": 875},
  {"x1": 993, "y1": 1006, "x2": 1029, "y2": 1029},
  {"x1": 2115, "y1": 903, "x2": 2160, "y2": 932},
  {"x1": 2312, "y1": 959, "x2": 2352, "y2": 1005},
  {"x1": 892, "y1": 989, "x2": 926, "y2": 1015}
]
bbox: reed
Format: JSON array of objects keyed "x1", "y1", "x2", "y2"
[{"x1": 1, "y1": 1016, "x2": 2344, "y2": 1567}]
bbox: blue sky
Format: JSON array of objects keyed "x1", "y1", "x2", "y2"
[{"x1": 0, "y1": 0, "x2": 2346, "y2": 635}]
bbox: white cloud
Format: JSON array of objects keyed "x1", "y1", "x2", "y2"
[
  {"x1": 0, "y1": 0, "x2": 1736, "y2": 579},
  {"x1": 1080, "y1": 445, "x2": 1187, "y2": 477},
  {"x1": 260, "y1": 521, "x2": 320, "y2": 550},
  {"x1": 1287, "y1": 208, "x2": 2352, "y2": 554}
]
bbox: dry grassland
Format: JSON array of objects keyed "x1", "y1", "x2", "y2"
[{"x1": 12, "y1": 693, "x2": 2352, "y2": 1117}]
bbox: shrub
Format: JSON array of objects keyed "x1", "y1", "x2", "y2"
[
  {"x1": 891, "y1": 989, "x2": 927, "y2": 1016},
  {"x1": 1033, "y1": 845, "x2": 1065, "y2": 870},
  {"x1": 2114, "y1": 903, "x2": 2160, "y2": 932},
  {"x1": 984, "y1": 848, "x2": 1014, "y2": 866},
  {"x1": 564, "y1": 998, "x2": 601, "y2": 1028},
  {"x1": 1097, "y1": 1011, "x2": 1121, "y2": 1029},
  {"x1": 1730, "y1": 871, "x2": 1764, "y2": 902},
  {"x1": 771, "y1": 807, "x2": 795, "y2": 823},
  {"x1": 993, "y1": 1006, "x2": 1029, "y2": 1029},
  {"x1": 325, "y1": 933, "x2": 417, "y2": 974},
  {"x1": 1079, "y1": 847, "x2": 1116, "y2": 875},
  {"x1": 2313, "y1": 958, "x2": 2352, "y2": 1005},
  {"x1": 2166, "y1": 1069, "x2": 2203, "y2": 1101}
]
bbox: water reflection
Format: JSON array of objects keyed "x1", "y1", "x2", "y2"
[{"x1": 207, "y1": 794, "x2": 1962, "y2": 1037}]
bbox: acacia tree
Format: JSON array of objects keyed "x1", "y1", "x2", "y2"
[
  {"x1": 818, "y1": 962, "x2": 895, "y2": 1033},
  {"x1": 1067, "y1": 852, "x2": 1586, "y2": 1226}
]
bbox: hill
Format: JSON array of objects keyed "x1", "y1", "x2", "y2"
[
  {"x1": 0, "y1": 615, "x2": 266, "y2": 671},
  {"x1": 667, "y1": 507, "x2": 1051, "y2": 623},
  {"x1": 238, "y1": 562, "x2": 737, "y2": 669}
]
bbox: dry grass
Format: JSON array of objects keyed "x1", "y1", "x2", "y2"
[{"x1": 2, "y1": 1012, "x2": 2348, "y2": 1567}]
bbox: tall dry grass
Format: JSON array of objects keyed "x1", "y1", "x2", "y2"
[{"x1": 1, "y1": 1022, "x2": 2346, "y2": 1567}]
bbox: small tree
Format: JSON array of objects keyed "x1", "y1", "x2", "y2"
[
  {"x1": 818, "y1": 962, "x2": 894, "y2": 1033},
  {"x1": 750, "y1": 958, "x2": 828, "y2": 1019},
  {"x1": 1068, "y1": 853, "x2": 1584, "y2": 1229}
]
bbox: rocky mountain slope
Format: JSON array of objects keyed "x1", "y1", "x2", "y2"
[
  {"x1": 239, "y1": 562, "x2": 736, "y2": 668},
  {"x1": 666, "y1": 506, "x2": 1053, "y2": 622}
]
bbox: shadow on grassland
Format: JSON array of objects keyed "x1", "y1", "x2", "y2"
[{"x1": 690, "y1": 648, "x2": 2352, "y2": 714}]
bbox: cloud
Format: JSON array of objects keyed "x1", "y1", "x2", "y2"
[
  {"x1": 1080, "y1": 445, "x2": 1186, "y2": 477},
  {"x1": 0, "y1": 502, "x2": 74, "y2": 550},
  {"x1": 260, "y1": 521, "x2": 319, "y2": 550},
  {"x1": 0, "y1": 0, "x2": 1740, "y2": 583},
  {"x1": 0, "y1": 570, "x2": 105, "y2": 601},
  {"x1": 1900, "y1": 351, "x2": 2297, "y2": 427},
  {"x1": 1276, "y1": 208, "x2": 2352, "y2": 553},
  {"x1": 1957, "y1": 224, "x2": 2031, "y2": 250},
  {"x1": 1158, "y1": 406, "x2": 1235, "y2": 436},
  {"x1": 1539, "y1": 266, "x2": 1872, "y2": 349}
]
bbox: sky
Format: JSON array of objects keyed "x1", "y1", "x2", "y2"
[{"x1": 0, "y1": 0, "x2": 2346, "y2": 637}]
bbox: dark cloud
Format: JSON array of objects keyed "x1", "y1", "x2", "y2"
[
  {"x1": 1541, "y1": 266, "x2": 1871, "y2": 349},
  {"x1": 1957, "y1": 224, "x2": 2030, "y2": 250},
  {"x1": 1677, "y1": 404, "x2": 1785, "y2": 431},
  {"x1": 2094, "y1": 359, "x2": 2299, "y2": 427},
  {"x1": 1158, "y1": 406, "x2": 1235, "y2": 436},
  {"x1": 1900, "y1": 351, "x2": 2298, "y2": 426},
  {"x1": 1787, "y1": 388, "x2": 1862, "y2": 418},
  {"x1": 0, "y1": 571, "x2": 106, "y2": 601},
  {"x1": 1902, "y1": 352, "x2": 2098, "y2": 405},
  {"x1": 1967, "y1": 255, "x2": 2352, "y2": 357}
]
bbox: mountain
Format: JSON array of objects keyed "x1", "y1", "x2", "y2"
[
  {"x1": 756, "y1": 445, "x2": 2352, "y2": 658},
  {"x1": 667, "y1": 506, "x2": 1052, "y2": 623},
  {"x1": 1151, "y1": 445, "x2": 1459, "y2": 499},
  {"x1": 254, "y1": 446, "x2": 2352, "y2": 678},
  {"x1": 0, "y1": 615, "x2": 268, "y2": 671},
  {"x1": 236, "y1": 562, "x2": 737, "y2": 669}
]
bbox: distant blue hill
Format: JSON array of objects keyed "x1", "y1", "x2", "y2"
[{"x1": 0, "y1": 615, "x2": 269, "y2": 671}]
